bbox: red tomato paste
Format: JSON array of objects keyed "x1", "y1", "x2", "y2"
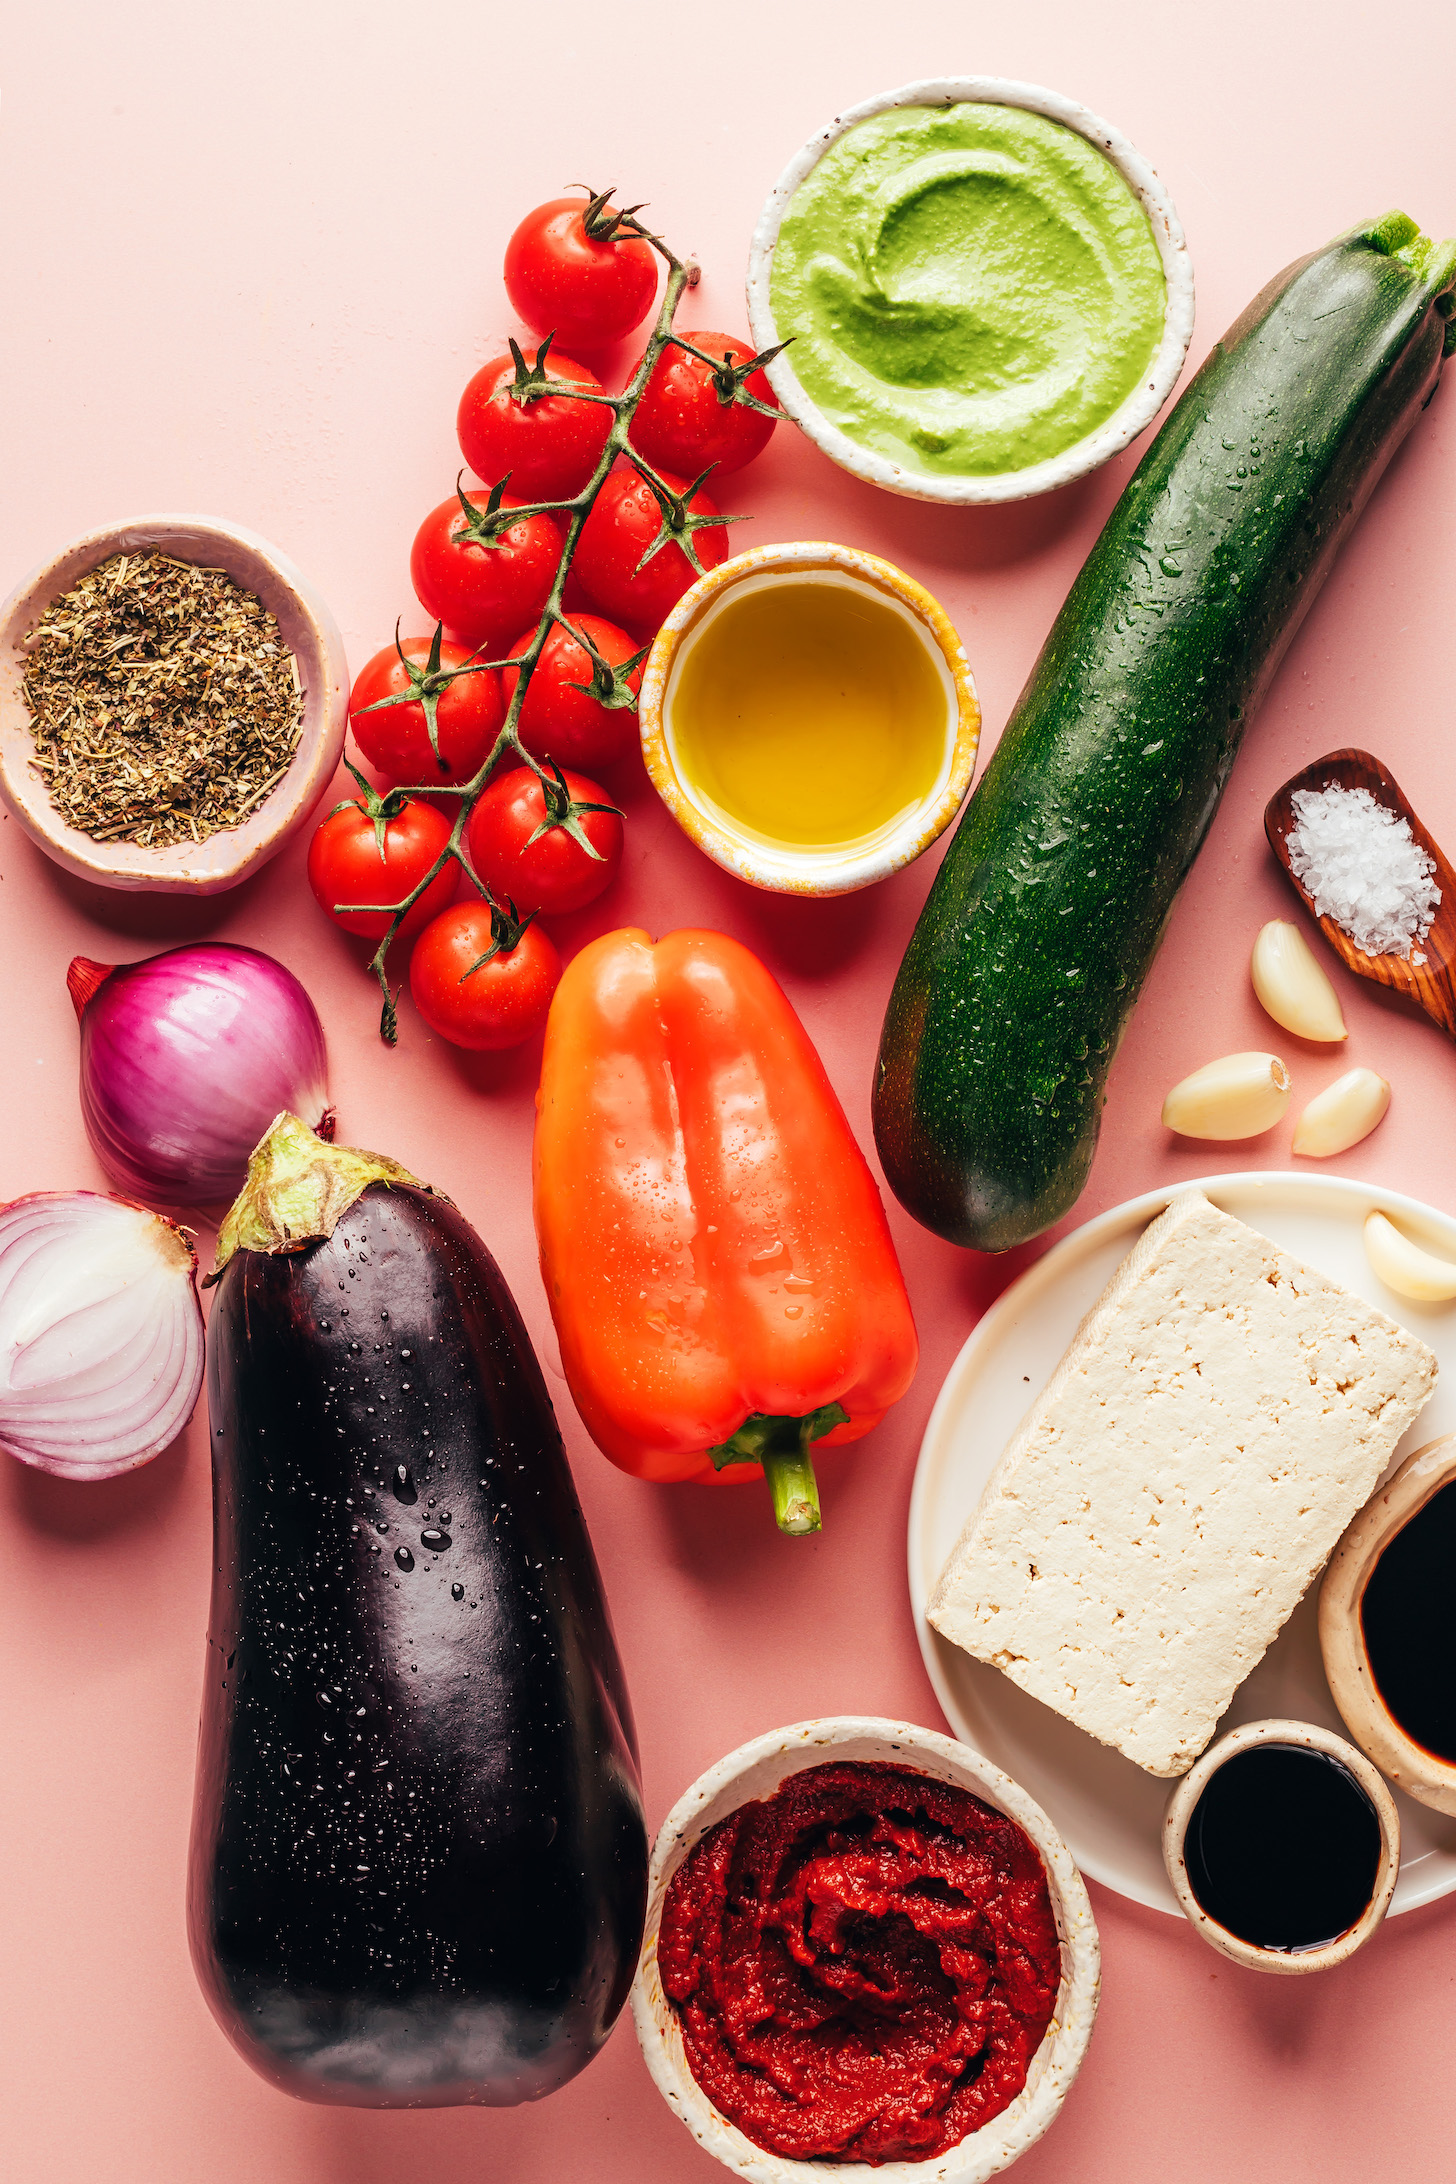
[{"x1": 657, "y1": 1761, "x2": 1060, "y2": 2165}]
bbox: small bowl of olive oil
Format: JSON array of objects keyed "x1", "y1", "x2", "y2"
[{"x1": 638, "y1": 541, "x2": 979, "y2": 895}]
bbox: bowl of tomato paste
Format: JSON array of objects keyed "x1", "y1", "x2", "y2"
[{"x1": 631, "y1": 1716, "x2": 1100, "y2": 2180}]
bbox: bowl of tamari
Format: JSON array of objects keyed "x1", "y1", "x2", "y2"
[
  {"x1": 0, "y1": 514, "x2": 349, "y2": 894},
  {"x1": 1320, "y1": 1433, "x2": 1456, "y2": 1815},
  {"x1": 638, "y1": 542, "x2": 979, "y2": 895},
  {"x1": 746, "y1": 77, "x2": 1194, "y2": 505},
  {"x1": 632, "y1": 1714, "x2": 1099, "y2": 2182}
]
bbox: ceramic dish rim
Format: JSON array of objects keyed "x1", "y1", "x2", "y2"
[
  {"x1": 630, "y1": 1713, "x2": 1100, "y2": 2184},
  {"x1": 907, "y1": 1167, "x2": 1456, "y2": 1917},
  {"x1": 744, "y1": 74, "x2": 1195, "y2": 507},
  {"x1": 1160, "y1": 1715, "x2": 1401, "y2": 1974},
  {"x1": 0, "y1": 512, "x2": 349, "y2": 895},
  {"x1": 638, "y1": 540, "x2": 980, "y2": 896}
]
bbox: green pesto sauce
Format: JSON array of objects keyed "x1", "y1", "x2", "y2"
[{"x1": 770, "y1": 103, "x2": 1168, "y2": 478}]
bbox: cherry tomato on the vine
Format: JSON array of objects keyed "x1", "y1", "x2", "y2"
[
  {"x1": 409, "y1": 903, "x2": 561, "y2": 1051},
  {"x1": 504, "y1": 193, "x2": 658, "y2": 352},
  {"x1": 457, "y1": 343, "x2": 612, "y2": 501},
  {"x1": 574, "y1": 466, "x2": 729, "y2": 634},
  {"x1": 307, "y1": 785, "x2": 458, "y2": 941},
  {"x1": 410, "y1": 487, "x2": 562, "y2": 652},
  {"x1": 466, "y1": 764, "x2": 623, "y2": 916},
  {"x1": 349, "y1": 631, "x2": 504, "y2": 787},
  {"x1": 628, "y1": 331, "x2": 780, "y2": 477},
  {"x1": 503, "y1": 613, "x2": 645, "y2": 772}
]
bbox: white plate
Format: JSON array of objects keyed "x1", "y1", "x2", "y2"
[{"x1": 908, "y1": 1171, "x2": 1456, "y2": 1916}]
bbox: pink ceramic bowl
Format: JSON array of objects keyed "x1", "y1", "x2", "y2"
[{"x1": 0, "y1": 514, "x2": 349, "y2": 894}]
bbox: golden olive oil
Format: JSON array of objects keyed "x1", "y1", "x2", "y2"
[{"x1": 667, "y1": 577, "x2": 948, "y2": 851}]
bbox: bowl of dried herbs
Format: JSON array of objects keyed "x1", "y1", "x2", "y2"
[{"x1": 0, "y1": 515, "x2": 349, "y2": 893}]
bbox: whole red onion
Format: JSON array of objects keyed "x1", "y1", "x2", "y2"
[{"x1": 69, "y1": 943, "x2": 333, "y2": 1205}]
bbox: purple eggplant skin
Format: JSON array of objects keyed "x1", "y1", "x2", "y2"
[{"x1": 187, "y1": 1183, "x2": 647, "y2": 2107}]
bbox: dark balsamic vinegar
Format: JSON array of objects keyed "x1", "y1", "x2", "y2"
[
  {"x1": 1360, "y1": 1478, "x2": 1456, "y2": 1763},
  {"x1": 1184, "y1": 1745, "x2": 1381, "y2": 1952}
]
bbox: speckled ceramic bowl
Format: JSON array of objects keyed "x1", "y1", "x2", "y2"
[
  {"x1": 746, "y1": 77, "x2": 1195, "y2": 506},
  {"x1": 1162, "y1": 1718, "x2": 1400, "y2": 1974},
  {"x1": 1320, "y1": 1434, "x2": 1456, "y2": 1815},
  {"x1": 639, "y1": 542, "x2": 979, "y2": 895},
  {"x1": 631, "y1": 1715, "x2": 1100, "y2": 2184},
  {"x1": 0, "y1": 514, "x2": 349, "y2": 894}
]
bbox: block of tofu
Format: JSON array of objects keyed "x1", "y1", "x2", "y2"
[{"x1": 928, "y1": 1190, "x2": 1437, "y2": 1778}]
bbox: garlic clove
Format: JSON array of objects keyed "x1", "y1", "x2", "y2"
[
  {"x1": 1161, "y1": 1052, "x2": 1292, "y2": 1140},
  {"x1": 1250, "y1": 920, "x2": 1347, "y2": 1042},
  {"x1": 1364, "y1": 1212, "x2": 1456, "y2": 1302},
  {"x1": 1292, "y1": 1068, "x2": 1391, "y2": 1158}
]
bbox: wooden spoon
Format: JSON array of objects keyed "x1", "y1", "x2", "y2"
[{"x1": 1265, "y1": 748, "x2": 1456, "y2": 1040}]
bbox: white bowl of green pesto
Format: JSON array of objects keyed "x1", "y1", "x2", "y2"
[{"x1": 747, "y1": 79, "x2": 1195, "y2": 504}]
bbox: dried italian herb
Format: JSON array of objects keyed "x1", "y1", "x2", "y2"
[{"x1": 21, "y1": 552, "x2": 304, "y2": 847}]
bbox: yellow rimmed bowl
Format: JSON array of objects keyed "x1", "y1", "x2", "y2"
[{"x1": 638, "y1": 541, "x2": 979, "y2": 896}]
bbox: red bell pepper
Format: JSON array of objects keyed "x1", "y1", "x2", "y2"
[{"x1": 533, "y1": 928, "x2": 918, "y2": 1534}]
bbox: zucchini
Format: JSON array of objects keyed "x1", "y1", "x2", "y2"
[{"x1": 874, "y1": 213, "x2": 1456, "y2": 1253}]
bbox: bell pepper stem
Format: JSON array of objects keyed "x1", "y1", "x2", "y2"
[
  {"x1": 707, "y1": 1400, "x2": 847, "y2": 1537},
  {"x1": 763, "y1": 1444, "x2": 822, "y2": 1536}
]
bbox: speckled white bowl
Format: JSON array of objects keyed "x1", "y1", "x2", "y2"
[
  {"x1": 631, "y1": 1715, "x2": 1100, "y2": 2183},
  {"x1": 1320, "y1": 1434, "x2": 1456, "y2": 1816},
  {"x1": 1162, "y1": 1718, "x2": 1400, "y2": 1975},
  {"x1": 0, "y1": 514, "x2": 349, "y2": 893},
  {"x1": 746, "y1": 76, "x2": 1195, "y2": 506},
  {"x1": 639, "y1": 541, "x2": 979, "y2": 896}
]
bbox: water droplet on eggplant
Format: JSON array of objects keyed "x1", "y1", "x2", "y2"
[
  {"x1": 392, "y1": 1464, "x2": 417, "y2": 1505},
  {"x1": 420, "y1": 1528, "x2": 451, "y2": 1552},
  {"x1": 394, "y1": 1546, "x2": 415, "y2": 1573}
]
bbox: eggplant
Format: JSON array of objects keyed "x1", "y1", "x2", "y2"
[{"x1": 187, "y1": 1115, "x2": 647, "y2": 2106}]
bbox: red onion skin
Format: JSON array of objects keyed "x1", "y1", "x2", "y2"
[{"x1": 72, "y1": 944, "x2": 332, "y2": 1206}]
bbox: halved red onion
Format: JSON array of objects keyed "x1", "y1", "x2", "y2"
[
  {"x1": 0, "y1": 1192, "x2": 205, "y2": 1479},
  {"x1": 70, "y1": 942, "x2": 333, "y2": 1206}
]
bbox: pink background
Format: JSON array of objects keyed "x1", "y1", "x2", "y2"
[{"x1": 4, "y1": 3, "x2": 1456, "y2": 2178}]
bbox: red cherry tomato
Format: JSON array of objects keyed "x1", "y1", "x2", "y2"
[
  {"x1": 466, "y1": 765, "x2": 623, "y2": 916},
  {"x1": 504, "y1": 194, "x2": 657, "y2": 352},
  {"x1": 349, "y1": 634, "x2": 504, "y2": 787},
  {"x1": 628, "y1": 331, "x2": 779, "y2": 477},
  {"x1": 409, "y1": 903, "x2": 561, "y2": 1051},
  {"x1": 503, "y1": 614, "x2": 644, "y2": 772},
  {"x1": 410, "y1": 488, "x2": 562, "y2": 652},
  {"x1": 457, "y1": 344, "x2": 613, "y2": 500},
  {"x1": 307, "y1": 791, "x2": 457, "y2": 941},
  {"x1": 574, "y1": 467, "x2": 729, "y2": 635}
]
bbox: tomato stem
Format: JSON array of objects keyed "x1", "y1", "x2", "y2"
[
  {"x1": 523, "y1": 759, "x2": 623, "y2": 863},
  {"x1": 668, "y1": 333, "x2": 792, "y2": 419}
]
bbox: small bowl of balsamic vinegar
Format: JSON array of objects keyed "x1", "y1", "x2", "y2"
[
  {"x1": 1162, "y1": 1719, "x2": 1399, "y2": 1974},
  {"x1": 1321, "y1": 1432, "x2": 1456, "y2": 1815},
  {"x1": 638, "y1": 541, "x2": 980, "y2": 896}
]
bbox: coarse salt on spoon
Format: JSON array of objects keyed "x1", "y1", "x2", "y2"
[{"x1": 1265, "y1": 748, "x2": 1456, "y2": 1042}]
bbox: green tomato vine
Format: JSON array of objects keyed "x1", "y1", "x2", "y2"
[{"x1": 342, "y1": 189, "x2": 782, "y2": 1045}]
